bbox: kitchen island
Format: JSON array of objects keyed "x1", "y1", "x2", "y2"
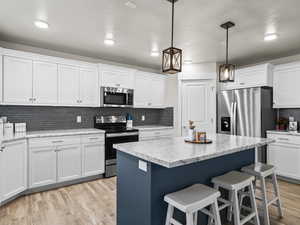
[{"x1": 114, "y1": 134, "x2": 274, "y2": 225}]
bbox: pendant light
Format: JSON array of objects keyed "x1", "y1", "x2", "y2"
[
  {"x1": 162, "y1": 0, "x2": 182, "y2": 74},
  {"x1": 219, "y1": 21, "x2": 235, "y2": 82}
]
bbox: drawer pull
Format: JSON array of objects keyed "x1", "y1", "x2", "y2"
[
  {"x1": 278, "y1": 138, "x2": 289, "y2": 141},
  {"x1": 52, "y1": 140, "x2": 64, "y2": 144},
  {"x1": 89, "y1": 137, "x2": 99, "y2": 140}
]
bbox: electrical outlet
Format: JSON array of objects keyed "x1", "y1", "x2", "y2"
[
  {"x1": 138, "y1": 160, "x2": 147, "y2": 172},
  {"x1": 76, "y1": 116, "x2": 82, "y2": 123},
  {"x1": 141, "y1": 115, "x2": 145, "y2": 121}
]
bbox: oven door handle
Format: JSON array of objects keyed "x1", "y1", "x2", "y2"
[{"x1": 106, "y1": 132, "x2": 139, "y2": 137}]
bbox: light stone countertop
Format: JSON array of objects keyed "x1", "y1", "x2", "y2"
[
  {"x1": 134, "y1": 125, "x2": 174, "y2": 131},
  {"x1": 114, "y1": 134, "x2": 274, "y2": 168},
  {"x1": 0, "y1": 128, "x2": 105, "y2": 144},
  {"x1": 267, "y1": 130, "x2": 300, "y2": 136}
]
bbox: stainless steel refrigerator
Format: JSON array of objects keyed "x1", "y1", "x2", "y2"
[{"x1": 217, "y1": 87, "x2": 276, "y2": 162}]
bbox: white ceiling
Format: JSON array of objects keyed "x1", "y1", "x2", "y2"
[{"x1": 0, "y1": 0, "x2": 300, "y2": 70}]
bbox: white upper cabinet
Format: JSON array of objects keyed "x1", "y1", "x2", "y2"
[
  {"x1": 1, "y1": 48, "x2": 99, "y2": 107},
  {"x1": 100, "y1": 64, "x2": 135, "y2": 89},
  {"x1": 273, "y1": 62, "x2": 300, "y2": 108},
  {"x1": 0, "y1": 53, "x2": 3, "y2": 103},
  {"x1": 134, "y1": 71, "x2": 166, "y2": 108},
  {"x1": 79, "y1": 67, "x2": 99, "y2": 106},
  {"x1": 3, "y1": 56, "x2": 33, "y2": 104},
  {"x1": 219, "y1": 63, "x2": 273, "y2": 91},
  {"x1": 33, "y1": 61, "x2": 58, "y2": 104},
  {"x1": 58, "y1": 65, "x2": 80, "y2": 105}
]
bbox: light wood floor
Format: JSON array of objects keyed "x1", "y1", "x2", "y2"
[{"x1": 0, "y1": 178, "x2": 299, "y2": 225}]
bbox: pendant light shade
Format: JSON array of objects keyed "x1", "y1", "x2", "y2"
[
  {"x1": 162, "y1": 0, "x2": 182, "y2": 74},
  {"x1": 219, "y1": 21, "x2": 235, "y2": 82}
]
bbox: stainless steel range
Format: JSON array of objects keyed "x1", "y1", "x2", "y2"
[{"x1": 94, "y1": 115, "x2": 139, "y2": 177}]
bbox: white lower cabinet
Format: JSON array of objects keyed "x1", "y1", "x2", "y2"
[
  {"x1": 0, "y1": 140, "x2": 27, "y2": 202},
  {"x1": 57, "y1": 144, "x2": 82, "y2": 182},
  {"x1": 82, "y1": 143, "x2": 105, "y2": 177},
  {"x1": 28, "y1": 134, "x2": 105, "y2": 189},
  {"x1": 267, "y1": 132, "x2": 300, "y2": 180},
  {"x1": 29, "y1": 146, "x2": 57, "y2": 188}
]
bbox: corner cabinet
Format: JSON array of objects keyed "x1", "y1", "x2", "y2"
[
  {"x1": 100, "y1": 64, "x2": 135, "y2": 89},
  {"x1": 273, "y1": 62, "x2": 300, "y2": 108},
  {"x1": 0, "y1": 140, "x2": 27, "y2": 203},
  {"x1": 219, "y1": 63, "x2": 273, "y2": 91},
  {"x1": 134, "y1": 71, "x2": 166, "y2": 108}
]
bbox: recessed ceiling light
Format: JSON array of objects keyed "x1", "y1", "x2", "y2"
[
  {"x1": 150, "y1": 51, "x2": 159, "y2": 57},
  {"x1": 34, "y1": 20, "x2": 49, "y2": 29},
  {"x1": 104, "y1": 39, "x2": 115, "y2": 46},
  {"x1": 184, "y1": 60, "x2": 193, "y2": 64},
  {"x1": 125, "y1": 1, "x2": 137, "y2": 9},
  {"x1": 264, "y1": 33, "x2": 278, "y2": 41}
]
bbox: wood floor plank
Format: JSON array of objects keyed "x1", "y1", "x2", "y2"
[{"x1": 0, "y1": 178, "x2": 298, "y2": 225}]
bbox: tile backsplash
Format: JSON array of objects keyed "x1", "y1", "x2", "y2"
[{"x1": 0, "y1": 105, "x2": 173, "y2": 131}]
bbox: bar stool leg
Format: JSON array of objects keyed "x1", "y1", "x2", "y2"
[
  {"x1": 232, "y1": 190, "x2": 241, "y2": 225},
  {"x1": 261, "y1": 177, "x2": 270, "y2": 225},
  {"x1": 227, "y1": 190, "x2": 233, "y2": 221},
  {"x1": 165, "y1": 204, "x2": 174, "y2": 225},
  {"x1": 249, "y1": 182, "x2": 260, "y2": 225},
  {"x1": 272, "y1": 172, "x2": 283, "y2": 218},
  {"x1": 193, "y1": 211, "x2": 198, "y2": 225},
  {"x1": 186, "y1": 212, "x2": 194, "y2": 225},
  {"x1": 212, "y1": 199, "x2": 221, "y2": 225}
]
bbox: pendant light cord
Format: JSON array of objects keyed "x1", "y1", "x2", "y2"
[
  {"x1": 171, "y1": 0, "x2": 174, "y2": 48},
  {"x1": 226, "y1": 27, "x2": 228, "y2": 64}
]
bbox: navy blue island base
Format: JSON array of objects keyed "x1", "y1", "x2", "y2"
[{"x1": 116, "y1": 148, "x2": 255, "y2": 225}]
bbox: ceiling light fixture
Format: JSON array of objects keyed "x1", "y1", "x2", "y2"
[
  {"x1": 104, "y1": 39, "x2": 115, "y2": 46},
  {"x1": 151, "y1": 51, "x2": 159, "y2": 57},
  {"x1": 162, "y1": 0, "x2": 182, "y2": 74},
  {"x1": 34, "y1": 20, "x2": 49, "y2": 29},
  {"x1": 219, "y1": 21, "x2": 235, "y2": 83},
  {"x1": 184, "y1": 59, "x2": 193, "y2": 64},
  {"x1": 125, "y1": 1, "x2": 137, "y2": 9},
  {"x1": 264, "y1": 33, "x2": 278, "y2": 41}
]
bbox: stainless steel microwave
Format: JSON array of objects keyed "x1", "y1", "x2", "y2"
[{"x1": 100, "y1": 87, "x2": 134, "y2": 107}]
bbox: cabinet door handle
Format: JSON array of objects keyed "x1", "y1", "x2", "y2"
[
  {"x1": 278, "y1": 137, "x2": 289, "y2": 141},
  {"x1": 89, "y1": 137, "x2": 99, "y2": 140},
  {"x1": 240, "y1": 82, "x2": 245, "y2": 85},
  {"x1": 52, "y1": 140, "x2": 64, "y2": 144}
]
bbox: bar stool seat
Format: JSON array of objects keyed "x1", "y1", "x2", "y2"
[
  {"x1": 212, "y1": 171, "x2": 255, "y2": 190},
  {"x1": 164, "y1": 184, "x2": 222, "y2": 225},
  {"x1": 242, "y1": 162, "x2": 275, "y2": 177}
]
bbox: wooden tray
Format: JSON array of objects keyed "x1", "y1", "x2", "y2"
[{"x1": 184, "y1": 139, "x2": 213, "y2": 144}]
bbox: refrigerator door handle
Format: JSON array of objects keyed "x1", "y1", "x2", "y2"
[
  {"x1": 233, "y1": 102, "x2": 237, "y2": 135},
  {"x1": 230, "y1": 102, "x2": 234, "y2": 135}
]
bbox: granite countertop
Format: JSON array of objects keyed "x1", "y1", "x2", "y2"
[
  {"x1": 134, "y1": 125, "x2": 174, "y2": 131},
  {"x1": 114, "y1": 134, "x2": 274, "y2": 168},
  {"x1": 267, "y1": 130, "x2": 300, "y2": 136},
  {"x1": 0, "y1": 128, "x2": 105, "y2": 144}
]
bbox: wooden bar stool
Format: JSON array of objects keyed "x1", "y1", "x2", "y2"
[
  {"x1": 164, "y1": 184, "x2": 221, "y2": 225},
  {"x1": 242, "y1": 163, "x2": 283, "y2": 225},
  {"x1": 211, "y1": 171, "x2": 260, "y2": 225}
]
